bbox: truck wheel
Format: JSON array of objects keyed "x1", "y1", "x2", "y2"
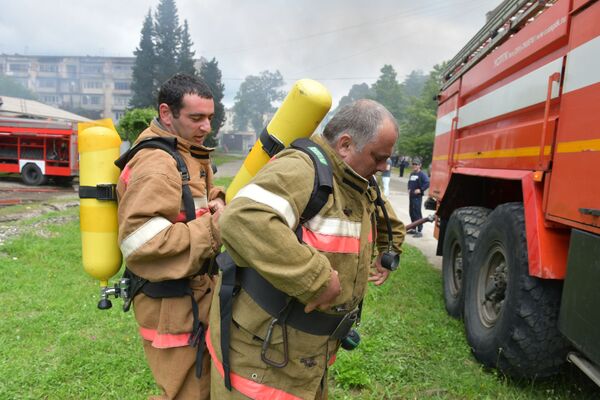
[
  {"x1": 464, "y1": 202, "x2": 568, "y2": 378},
  {"x1": 21, "y1": 163, "x2": 48, "y2": 186},
  {"x1": 442, "y1": 207, "x2": 490, "y2": 318}
]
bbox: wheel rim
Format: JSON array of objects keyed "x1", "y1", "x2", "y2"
[
  {"x1": 450, "y1": 240, "x2": 463, "y2": 297},
  {"x1": 477, "y1": 242, "x2": 508, "y2": 328}
]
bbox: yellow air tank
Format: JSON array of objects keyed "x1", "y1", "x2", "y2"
[
  {"x1": 78, "y1": 120, "x2": 123, "y2": 301},
  {"x1": 226, "y1": 79, "x2": 332, "y2": 203}
]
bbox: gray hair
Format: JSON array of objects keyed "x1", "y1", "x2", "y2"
[{"x1": 322, "y1": 99, "x2": 398, "y2": 151}]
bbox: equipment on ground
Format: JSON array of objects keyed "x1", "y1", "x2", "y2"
[
  {"x1": 0, "y1": 117, "x2": 78, "y2": 185},
  {"x1": 225, "y1": 79, "x2": 332, "y2": 203},
  {"x1": 430, "y1": 0, "x2": 600, "y2": 386}
]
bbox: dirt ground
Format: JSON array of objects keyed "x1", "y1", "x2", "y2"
[{"x1": 0, "y1": 176, "x2": 79, "y2": 245}]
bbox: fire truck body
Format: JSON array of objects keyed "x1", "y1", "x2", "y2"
[
  {"x1": 0, "y1": 117, "x2": 78, "y2": 185},
  {"x1": 431, "y1": 0, "x2": 600, "y2": 383}
]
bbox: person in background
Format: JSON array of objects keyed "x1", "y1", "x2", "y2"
[
  {"x1": 407, "y1": 157, "x2": 429, "y2": 238},
  {"x1": 382, "y1": 157, "x2": 392, "y2": 197},
  {"x1": 399, "y1": 156, "x2": 408, "y2": 177}
]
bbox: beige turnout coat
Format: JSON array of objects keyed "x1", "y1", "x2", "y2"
[
  {"x1": 209, "y1": 135, "x2": 405, "y2": 400},
  {"x1": 116, "y1": 119, "x2": 223, "y2": 399}
]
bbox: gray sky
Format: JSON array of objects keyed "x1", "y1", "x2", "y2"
[{"x1": 0, "y1": 0, "x2": 501, "y2": 107}]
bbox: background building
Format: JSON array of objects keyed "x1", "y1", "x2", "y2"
[{"x1": 0, "y1": 54, "x2": 134, "y2": 122}]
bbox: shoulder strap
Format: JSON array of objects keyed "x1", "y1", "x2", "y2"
[
  {"x1": 290, "y1": 138, "x2": 333, "y2": 224},
  {"x1": 114, "y1": 136, "x2": 196, "y2": 222}
]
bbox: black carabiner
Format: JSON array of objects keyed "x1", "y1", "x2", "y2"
[{"x1": 261, "y1": 318, "x2": 289, "y2": 368}]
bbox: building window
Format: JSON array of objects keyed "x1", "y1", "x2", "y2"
[
  {"x1": 114, "y1": 81, "x2": 130, "y2": 90},
  {"x1": 114, "y1": 111, "x2": 126, "y2": 121},
  {"x1": 38, "y1": 78, "x2": 57, "y2": 88},
  {"x1": 83, "y1": 80, "x2": 103, "y2": 89},
  {"x1": 9, "y1": 63, "x2": 29, "y2": 72},
  {"x1": 42, "y1": 95, "x2": 61, "y2": 104},
  {"x1": 66, "y1": 64, "x2": 77, "y2": 77},
  {"x1": 39, "y1": 64, "x2": 58, "y2": 73},
  {"x1": 82, "y1": 95, "x2": 103, "y2": 105},
  {"x1": 114, "y1": 96, "x2": 130, "y2": 106},
  {"x1": 113, "y1": 64, "x2": 132, "y2": 73},
  {"x1": 81, "y1": 64, "x2": 103, "y2": 74}
]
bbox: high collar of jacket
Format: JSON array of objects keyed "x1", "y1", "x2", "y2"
[
  {"x1": 135, "y1": 118, "x2": 214, "y2": 158},
  {"x1": 311, "y1": 135, "x2": 373, "y2": 196}
]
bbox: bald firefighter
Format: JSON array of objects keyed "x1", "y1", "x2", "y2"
[
  {"x1": 116, "y1": 74, "x2": 224, "y2": 400},
  {"x1": 208, "y1": 99, "x2": 406, "y2": 399}
]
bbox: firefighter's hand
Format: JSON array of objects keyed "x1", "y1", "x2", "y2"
[
  {"x1": 209, "y1": 198, "x2": 226, "y2": 222},
  {"x1": 304, "y1": 270, "x2": 341, "y2": 313},
  {"x1": 368, "y1": 254, "x2": 390, "y2": 286}
]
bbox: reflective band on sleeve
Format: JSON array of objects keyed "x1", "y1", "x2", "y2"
[
  {"x1": 120, "y1": 216, "x2": 171, "y2": 259},
  {"x1": 205, "y1": 328, "x2": 303, "y2": 400},
  {"x1": 304, "y1": 214, "x2": 361, "y2": 237},
  {"x1": 139, "y1": 327, "x2": 191, "y2": 349},
  {"x1": 234, "y1": 184, "x2": 297, "y2": 229},
  {"x1": 301, "y1": 227, "x2": 360, "y2": 254}
]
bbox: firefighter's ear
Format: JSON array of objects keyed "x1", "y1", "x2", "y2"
[
  {"x1": 158, "y1": 103, "x2": 173, "y2": 125},
  {"x1": 336, "y1": 133, "x2": 354, "y2": 158}
]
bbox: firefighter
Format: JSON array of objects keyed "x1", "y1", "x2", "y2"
[
  {"x1": 208, "y1": 99, "x2": 406, "y2": 399},
  {"x1": 116, "y1": 74, "x2": 224, "y2": 400}
]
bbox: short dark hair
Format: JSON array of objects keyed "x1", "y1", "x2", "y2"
[
  {"x1": 322, "y1": 99, "x2": 398, "y2": 151},
  {"x1": 157, "y1": 73, "x2": 213, "y2": 118}
]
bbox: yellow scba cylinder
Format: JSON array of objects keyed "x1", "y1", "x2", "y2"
[
  {"x1": 226, "y1": 79, "x2": 332, "y2": 203},
  {"x1": 78, "y1": 120, "x2": 122, "y2": 289}
]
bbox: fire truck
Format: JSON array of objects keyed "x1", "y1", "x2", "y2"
[
  {"x1": 430, "y1": 0, "x2": 600, "y2": 384},
  {"x1": 0, "y1": 117, "x2": 78, "y2": 185}
]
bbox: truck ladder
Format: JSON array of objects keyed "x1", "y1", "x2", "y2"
[{"x1": 442, "y1": 0, "x2": 558, "y2": 90}]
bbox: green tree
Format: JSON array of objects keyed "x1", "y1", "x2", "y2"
[
  {"x1": 370, "y1": 64, "x2": 406, "y2": 120},
  {"x1": 199, "y1": 58, "x2": 226, "y2": 148},
  {"x1": 117, "y1": 107, "x2": 157, "y2": 143},
  {"x1": 178, "y1": 20, "x2": 196, "y2": 76},
  {"x1": 337, "y1": 83, "x2": 372, "y2": 109},
  {"x1": 232, "y1": 70, "x2": 284, "y2": 134},
  {"x1": 130, "y1": 10, "x2": 156, "y2": 109},
  {"x1": 0, "y1": 75, "x2": 37, "y2": 100},
  {"x1": 154, "y1": 0, "x2": 181, "y2": 85},
  {"x1": 397, "y1": 64, "x2": 446, "y2": 166},
  {"x1": 402, "y1": 70, "x2": 427, "y2": 98}
]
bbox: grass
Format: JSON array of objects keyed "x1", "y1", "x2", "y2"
[
  {"x1": 211, "y1": 151, "x2": 244, "y2": 167},
  {"x1": 0, "y1": 209, "x2": 598, "y2": 399}
]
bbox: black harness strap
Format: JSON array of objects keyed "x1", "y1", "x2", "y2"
[
  {"x1": 217, "y1": 252, "x2": 237, "y2": 391},
  {"x1": 259, "y1": 128, "x2": 286, "y2": 158},
  {"x1": 115, "y1": 136, "x2": 196, "y2": 221}
]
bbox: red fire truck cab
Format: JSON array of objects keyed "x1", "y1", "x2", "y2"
[
  {"x1": 430, "y1": 0, "x2": 600, "y2": 384},
  {"x1": 0, "y1": 117, "x2": 78, "y2": 185}
]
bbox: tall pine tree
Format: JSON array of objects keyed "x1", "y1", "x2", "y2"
[
  {"x1": 130, "y1": 10, "x2": 156, "y2": 109},
  {"x1": 154, "y1": 0, "x2": 181, "y2": 85},
  {"x1": 370, "y1": 64, "x2": 406, "y2": 121},
  {"x1": 199, "y1": 58, "x2": 226, "y2": 147},
  {"x1": 178, "y1": 20, "x2": 197, "y2": 76}
]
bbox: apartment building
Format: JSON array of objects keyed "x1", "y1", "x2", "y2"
[{"x1": 0, "y1": 54, "x2": 134, "y2": 122}]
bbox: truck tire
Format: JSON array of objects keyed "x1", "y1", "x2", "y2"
[
  {"x1": 21, "y1": 163, "x2": 48, "y2": 186},
  {"x1": 442, "y1": 207, "x2": 490, "y2": 318},
  {"x1": 463, "y1": 202, "x2": 568, "y2": 378}
]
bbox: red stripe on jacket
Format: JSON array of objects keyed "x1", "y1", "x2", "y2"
[
  {"x1": 139, "y1": 327, "x2": 191, "y2": 349},
  {"x1": 301, "y1": 227, "x2": 373, "y2": 254},
  {"x1": 206, "y1": 328, "x2": 302, "y2": 400}
]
